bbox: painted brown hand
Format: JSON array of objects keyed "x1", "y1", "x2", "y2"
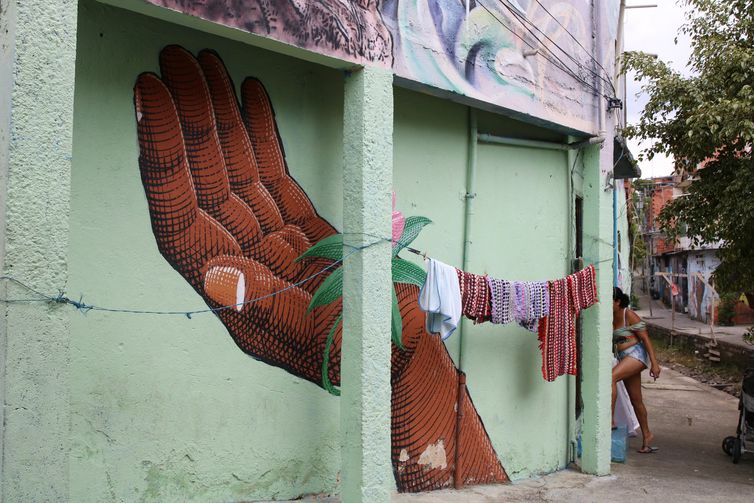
[{"x1": 133, "y1": 45, "x2": 507, "y2": 492}]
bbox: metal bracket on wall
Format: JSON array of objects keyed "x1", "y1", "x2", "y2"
[{"x1": 606, "y1": 97, "x2": 623, "y2": 111}]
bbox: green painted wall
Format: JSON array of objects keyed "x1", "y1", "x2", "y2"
[
  {"x1": 0, "y1": 0, "x2": 78, "y2": 501},
  {"x1": 69, "y1": 2, "x2": 344, "y2": 501},
  {"x1": 616, "y1": 179, "x2": 633, "y2": 294},
  {"x1": 393, "y1": 91, "x2": 574, "y2": 479},
  {"x1": 66, "y1": 2, "x2": 599, "y2": 500},
  {"x1": 465, "y1": 143, "x2": 570, "y2": 478},
  {"x1": 340, "y1": 66, "x2": 394, "y2": 502}
]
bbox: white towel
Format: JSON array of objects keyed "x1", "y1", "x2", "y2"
[
  {"x1": 418, "y1": 258, "x2": 462, "y2": 340},
  {"x1": 613, "y1": 358, "x2": 640, "y2": 437}
]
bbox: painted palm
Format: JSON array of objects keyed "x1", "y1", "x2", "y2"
[{"x1": 133, "y1": 45, "x2": 507, "y2": 492}]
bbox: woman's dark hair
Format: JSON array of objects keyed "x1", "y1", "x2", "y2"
[{"x1": 613, "y1": 287, "x2": 630, "y2": 308}]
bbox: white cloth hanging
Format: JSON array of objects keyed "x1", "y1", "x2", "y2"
[
  {"x1": 418, "y1": 258, "x2": 461, "y2": 340},
  {"x1": 613, "y1": 358, "x2": 640, "y2": 437}
]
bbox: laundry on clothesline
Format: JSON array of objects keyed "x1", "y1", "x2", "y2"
[
  {"x1": 416, "y1": 252, "x2": 598, "y2": 382},
  {"x1": 418, "y1": 258, "x2": 461, "y2": 340},
  {"x1": 513, "y1": 280, "x2": 550, "y2": 333},
  {"x1": 538, "y1": 265, "x2": 598, "y2": 381},
  {"x1": 457, "y1": 269, "x2": 491, "y2": 324},
  {"x1": 486, "y1": 278, "x2": 548, "y2": 331}
]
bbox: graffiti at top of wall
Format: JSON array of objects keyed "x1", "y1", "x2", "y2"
[
  {"x1": 133, "y1": 45, "x2": 508, "y2": 492},
  {"x1": 148, "y1": 0, "x2": 394, "y2": 63},
  {"x1": 146, "y1": 0, "x2": 598, "y2": 131}
]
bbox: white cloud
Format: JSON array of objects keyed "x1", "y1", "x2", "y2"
[{"x1": 623, "y1": 0, "x2": 693, "y2": 178}]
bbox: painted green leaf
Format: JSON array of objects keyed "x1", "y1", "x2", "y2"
[
  {"x1": 391, "y1": 287, "x2": 404, "y2": 350},
  {"x1": 391, "y1": 257, "x2": 427, "y2": 287},
  {"x1": 296, "y1": 233, "x2": 343, "y2": 262},
  {"x1": 321, "y1": 313, "x2": 342, "y2": 396},
  {"x1": 307, "y1": 267, "x2": 343, "y2": 312},
  {"x1": 393, "y1": 216, "x2": 432, "y2": 256}
]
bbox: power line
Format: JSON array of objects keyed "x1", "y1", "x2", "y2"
[
  {"x1": 532, "y1": 0, "x2": 615, "y2": 86},
  {"x1": 475, "y1": 1, "x2": 606, "y2": 97},
  {"x1": 499, "y1": 0, "x2": 617, "y2": 95},
  {"x1": 478, "y1": 1, "x2": 613, "y2": 99}
]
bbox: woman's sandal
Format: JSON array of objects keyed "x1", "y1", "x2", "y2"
[{"x1": 637, "y1": 446, "x2": 659, "y2": 454}]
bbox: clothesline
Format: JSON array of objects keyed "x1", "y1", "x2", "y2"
[
  {"x1": 0, "y1": 232, "x2": 611, "y2": 321},
  {"x1": 404, "y1": 246, "x2": 613, "y2": 268},
  {"x1": 0, "y1": 235, "x2": 389, "y2": 317},
  {"x1": 417, "y1": 256, "x2": 599, "y2": 382}
]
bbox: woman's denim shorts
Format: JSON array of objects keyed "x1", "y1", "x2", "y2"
[{"x1": 617, "y1": 342, "x2": 650, "y2": 368}]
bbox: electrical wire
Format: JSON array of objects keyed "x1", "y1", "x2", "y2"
[
  {"x1": 531, "y1": 0, "x2": 616, "y2": 87},
  {"x1": 498, "y1": 0, "x2": 617, "y2": 95},
  {"x1": 487, "y1": 0, "x2": 607, "y2": 96},
  {"x1": 475, "y1": 0, "x2": 606, "y2": 98},
  {"x1": 0, "y1": 236, "x2": 392, "y2": 317}
]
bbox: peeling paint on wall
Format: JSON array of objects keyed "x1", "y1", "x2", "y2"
[{"x1": 417, "y1": 440, "x2": 447, "y2": 470}]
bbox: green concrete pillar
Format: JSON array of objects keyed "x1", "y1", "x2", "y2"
[
  {"x1": 0, "y1": 0, "x2": 78, "y2": 500},
  {"x1": 579, "y1": 143, "x2": 613, "y2": 475},
  {"x1": 341, "y1": 65, "x2": 394, "y2": 502}
]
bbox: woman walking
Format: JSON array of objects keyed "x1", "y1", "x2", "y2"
[{"x1": 613, "y1": 287, "x2": 661, "y2": 453}]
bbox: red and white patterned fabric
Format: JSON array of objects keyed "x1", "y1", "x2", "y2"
[
  {"x1": 537, "y1": 265, "x2": 598, "y2": 382},
  {"x1": 568, "y1": 264, "x2": 598, "y2": 313},
  {"x1": 456, "y1": 269, "x2": 492, "y2": 324}
]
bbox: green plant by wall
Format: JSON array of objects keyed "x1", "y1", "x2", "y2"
[
  {"x1": 717, "y1": 292, "x2": 738, "y2": 326},
  {"x1": 630, "y1": 293, "x2": 640, "y2": 310},
  {"x1": 744, "y1": 326, "x2": 754, "y2": 345},
  {"x1": 299, "y1": 215, "x2": 431, "y2": 395}
]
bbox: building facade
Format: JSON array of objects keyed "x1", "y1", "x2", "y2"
[
  {"x1": 1, "y1": 1, "x2": 626, "y2": 501},
  {"x1": 638, "y1": 174, "x2": 725, "y2": 323}
]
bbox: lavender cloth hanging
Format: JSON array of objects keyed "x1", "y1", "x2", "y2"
[
  {"x1": 487, "y1": 277, "x2": 514, "y2": 325},
  {"x1": 487, "y1": 277, "x2": 549, "y2": 332},
  {"x1": 513, "y1": 281, "x2": 550, "y2": 333}
]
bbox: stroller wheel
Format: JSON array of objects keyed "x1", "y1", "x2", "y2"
[
  {"x1": 732, "y1": 438, "x2": 742, "y2": 464},
  {"x1": 723, "y1": 436, "x2": 736, "y2": 456}
]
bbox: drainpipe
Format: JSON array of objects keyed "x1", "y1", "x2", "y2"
[
  {"x1": 613, "y1": 0, "x2": 627, "y2": 290},
  {"x1": 477, "y1": 134, "x2": 604, "y2": 151},
  {"x1": 614, "y1": 183, "x2": 619, "y2": 287},
  {"x1": 459, "y1": 107, "x2": 477, "y2": 371},
  {"x1": 454, "y1": 107, "x2": 477, "y2": 489},
  {"x1": 590, "y1": 0, "x2": 617, "y2": 288}
]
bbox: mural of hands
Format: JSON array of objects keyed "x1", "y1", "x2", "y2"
[{"x1": 133, "y1": 45, "x2": 507, "y2": 492}]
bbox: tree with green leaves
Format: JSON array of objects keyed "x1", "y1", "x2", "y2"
[{"x1": 624, "y1": 0, "x2": 754, "y2": 293}]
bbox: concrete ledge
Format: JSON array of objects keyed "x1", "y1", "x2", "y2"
[{"x1": 646, "y1": 322, "x2": 754, "y2": 370}]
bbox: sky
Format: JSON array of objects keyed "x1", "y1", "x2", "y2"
[{"x1": 623, "y1": 0, "x2": 693, "y2": 179}]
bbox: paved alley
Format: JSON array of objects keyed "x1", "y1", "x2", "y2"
[
  {"x1": 286, "y1": 367, "x2": 754, "y2": 503},
  {"x1": 390, "y1": 368, "x2": 754, "y2": 503}
]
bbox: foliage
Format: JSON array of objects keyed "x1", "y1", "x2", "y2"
[
  {"x1": 299, "y1": 214, "x2": 432, "y2": 395},
  {"x1": 628, "y1": 215, "x2": 647, "y2": 263},
  {"x1": 717, "y1": 292, "x2": 739, "y2": 326},
  {"x1": 744, "y1": 326, "x2": 754, "y2": 345},
  {"x1": 623, "y1": 0, "x2": 754, "y2": 293},
  {"x1": 744, "y1": 327, "x2": 754, "y2": 345},
  {"x1": 630, "y1": 293, "x2": 640, "y2": 310}
]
